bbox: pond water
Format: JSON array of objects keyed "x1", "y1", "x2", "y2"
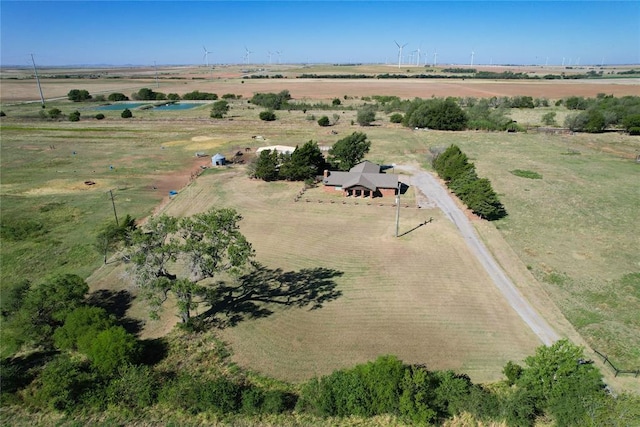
[
  {"x1": 94, "y1": 102, "x2": 202, "y2": 111},
  {"x1": 153, "y1": 103, "x2": 201, "y2": 111},
  {"x1": 95, "y1": 103, "x2": 147, "y2": 111}
]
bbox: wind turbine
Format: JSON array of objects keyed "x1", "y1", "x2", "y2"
[
  {"x1": 470, "y1": 50, "x2": 475, "y2": 67},
  {"x1": 202, "y1": 46, "x2": 212, "y2": 67},
  {"x1": 433, "y1": 49, "x2": 438, "y2": 67},
  {"x1": 276, "y1": 50, "x2": 282, "y2": 64},
  {"x1": 395, "y1": 40, "x2": 407, "y2": 69},
  {"x1": 267, "y1": 50, "x2": 273, "y2": 64},
  {"x1": 244, "y1": 46, "x2": 253, "y2": 65}
]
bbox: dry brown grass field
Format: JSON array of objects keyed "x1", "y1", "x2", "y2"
[{"x1": 2, "y1": 65, "x2": 639, "y2": 392}]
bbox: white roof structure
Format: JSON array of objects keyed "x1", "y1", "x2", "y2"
[{"x1": 255, "y1": 145, "x2": 296, "y2": 155}]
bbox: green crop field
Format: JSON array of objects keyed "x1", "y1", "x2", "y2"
[{"x1": 1, "y1": 68, "x2": 639, "y2": 392}]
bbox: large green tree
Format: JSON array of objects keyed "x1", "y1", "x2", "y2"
[
  {"x1": 250, "y1": 90, "x2": 291, "y2": 110},
  {"x1": 211, "y1": 100, "x2": 230, "y2": 118},
  {"x1": 516, "y1": 339, "x2": 605, "y2": 426},
  {"x1": 253, "y1": 149, "x2": 280, "y2": 181},
  {"x1": 279, "y1": 141, "x2": 326, "y2": 181},
  {"x1": 67, "y1": 89, "x2": 92, "y2": 102},
  {"x1": 127, "y1": 208, "x2": 254, "y2": 323},
  {"x1": 327, "y1": 132, "x2": 371, "y2": 171},
  {"x1": 4, "y1": 274, "x2": 89, "y2": 349},
  {"x1": 403, "y1": 98, "x2": 468, "y2": 130}
]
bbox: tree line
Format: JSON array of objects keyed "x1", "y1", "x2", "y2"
[{"x1": 432, "y1": 145, "x2": 507, "y2": 220}]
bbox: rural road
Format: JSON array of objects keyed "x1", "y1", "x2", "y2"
[{"x1": 397, "y1": 165, "x2": 559, "y2": 346}]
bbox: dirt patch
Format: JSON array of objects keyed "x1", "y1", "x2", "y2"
[{"x1": 148, "y1": 156, "x2": 212, "y2": 216}]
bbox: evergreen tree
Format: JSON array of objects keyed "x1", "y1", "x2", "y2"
[{"x1": 254, "y1": 149, "x2": 280, "y2": 181}]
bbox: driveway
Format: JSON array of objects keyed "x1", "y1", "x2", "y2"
[{"x1": 397, "y1": 164, "x2": 559, "y2": 346}]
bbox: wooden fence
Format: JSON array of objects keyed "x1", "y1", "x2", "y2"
[{"x1": 593, "y1": 349, "x2": 640, "y2": 378}]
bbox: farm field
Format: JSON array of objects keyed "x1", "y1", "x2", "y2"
[
  {"x1": 2, "y1": 64, "x2": 639, "y2": 104},
  {"x1": 1, "y1": 66, "x2": 639, "y2": 391}
]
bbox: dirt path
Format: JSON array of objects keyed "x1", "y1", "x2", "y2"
[{"x1": 397, "y1": 164, "x2": 559, "y2": 345}]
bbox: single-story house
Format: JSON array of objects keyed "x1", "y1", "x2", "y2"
[
  {"x1": 212, "y1": 153, "x2": 226, "y2": 166},
  {"x1": 322, "y1": 161, "x2": 399, "y2": 198}
]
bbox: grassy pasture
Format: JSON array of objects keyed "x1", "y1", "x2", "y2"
[
  {"x1": 124, "y1": 168, "x2": 541, "y2": 383},
  {"x1": 1, "y1": 69, "x2": 639, "y2": 389}
]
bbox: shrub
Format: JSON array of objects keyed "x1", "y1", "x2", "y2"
[
  {"x1": 565, "y1": 96, "x2": 591, "y2": 110},
  {"x1": 121, "y1": 108, "x2": 132, "y2": 118},
  {"x1": 159, "y1": 373, "x2": 241, "y2": 414},
  {"x1": 31, "y1": 355, "x2": 93, "y2": 412},
  {"x1": 0, "y1": 110, "x2": 6, "y2": 117},
  {"x1": 48, "y1": 108, "x2": 62, "y2": 119},
  {"x1": 583, "y1": 109, "x2": 606, "y2": 133},
  {"x1": 259, "y1": 110, "x2": 277, "y2": 121},
  {"x1": 95, "y1": 113, "x2": 105, "y2": 120},
  {"x1": 68, "y1": 111, "x2": 80, "y2": 122},
  {"x1": 390, "y1": 113, "x2": 403, "y2": 123},
  {"x1": 54, "y1": 306, "x2": 114, "y2": 352},
  {"x1": 222, "y1": 93, "x2": 238, "y2": 99},
  {"x1": 106, "y1": 364, "x2": 159, "y2": 409},
  {"x1": 356, "y1": 105, "x2": 376, "y2": 126},
  {"x1": 86, "y1": 326, "x2": 140, "y2": 376},
  {"x1": 167, "y1": 93, "x2": 180, "y2": 100},
  {"x1": 503, "y1": 361, "x2": 523, "y2": 385},
  {"x1": 250, "y1": 90, "x2": 291, "y2": 110},
  {"x1": 108, "y1": 92, "x2": 128, "y2": 101},
  {"x1": 332, "y1": 98, "x2": 341, "y2": 106},
  {"x1": 317, "y1": 115, "x2": 330, "y2": 126},
  {"x1": 210, "y1": 100, "x2": 229, "y2": 118},
  {"x1": 542, "y1": 111, "x2": 557, "y2": 125},
  {"x1": 403, "y1": 98, "x2": 468, "y2": 130},
  {"x1": 183, "y1": 90, "x2": 217, "y2": 100},
  {"x1": 629, "y1": 127, "x2": 640, "y2": 135},
  {"x1": 67, "y1": 89, "x2": 91, "y2": 102},
  {"x1": 622, "y1": 114, "x2": 640, "y2": 132}
]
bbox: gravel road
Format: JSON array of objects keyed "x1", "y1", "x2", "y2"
[{"x1": 398, "y1": 165, "x2": 559, "y2": 345}]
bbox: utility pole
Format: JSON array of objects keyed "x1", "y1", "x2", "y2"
[
  {"x1": 108, "y1": 189, "x2": 119, "y2": 226},
  {"x1": 154, "y1": 61, "x2": 159, "y2": 88},
  {"x1": 395, "y1": 183, "x2": 401, "y2": 237},
  {"x1": 30, "y1": 54, "x2": 46, "y2": 108}
]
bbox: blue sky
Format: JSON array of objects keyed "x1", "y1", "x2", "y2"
[{"x1": 1, "y1": 1, "x2": 638, "y2": 66}]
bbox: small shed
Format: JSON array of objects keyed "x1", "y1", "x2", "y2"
[{"x1": 212, "y1": 153, "x2": 226, "y2": 166}]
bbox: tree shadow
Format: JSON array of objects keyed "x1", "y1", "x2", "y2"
[
  {"x1": 138, "y1": 337, "x2": 170, "y2": 366},
  {"x1": 197, "y1": 264, "x2": 343, "y2": 329},
  {"x1": 86, "y1": 289, "x2": 143, "y2": 335},
  {"x1": 1, "y1": 350, "x2": 59, "y2": 393}
]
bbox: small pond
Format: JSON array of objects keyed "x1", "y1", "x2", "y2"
[{"x1": 95, "y1": 103, "x2": 147, "y2": 111}]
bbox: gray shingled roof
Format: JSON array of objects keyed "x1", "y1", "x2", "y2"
[{"x1": 323, "y1": 161, "x2": 398, "y2": 190}]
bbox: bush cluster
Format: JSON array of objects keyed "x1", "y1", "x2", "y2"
[
  {"x1": 250, "y1": 90, "x2": 291, "y2": 110},
  {"x1": 433, "y1": 145, "x2": 506, "y2": 220},
  {"x1": 561, "y1": 95, "x2": 640, "y2": 133},
  {"x1": 403, "y1": 98, "x2": 468, "y2": 130},
  {"x1": 182, "y1": 90, "x2": 218, "y2": 100}
]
